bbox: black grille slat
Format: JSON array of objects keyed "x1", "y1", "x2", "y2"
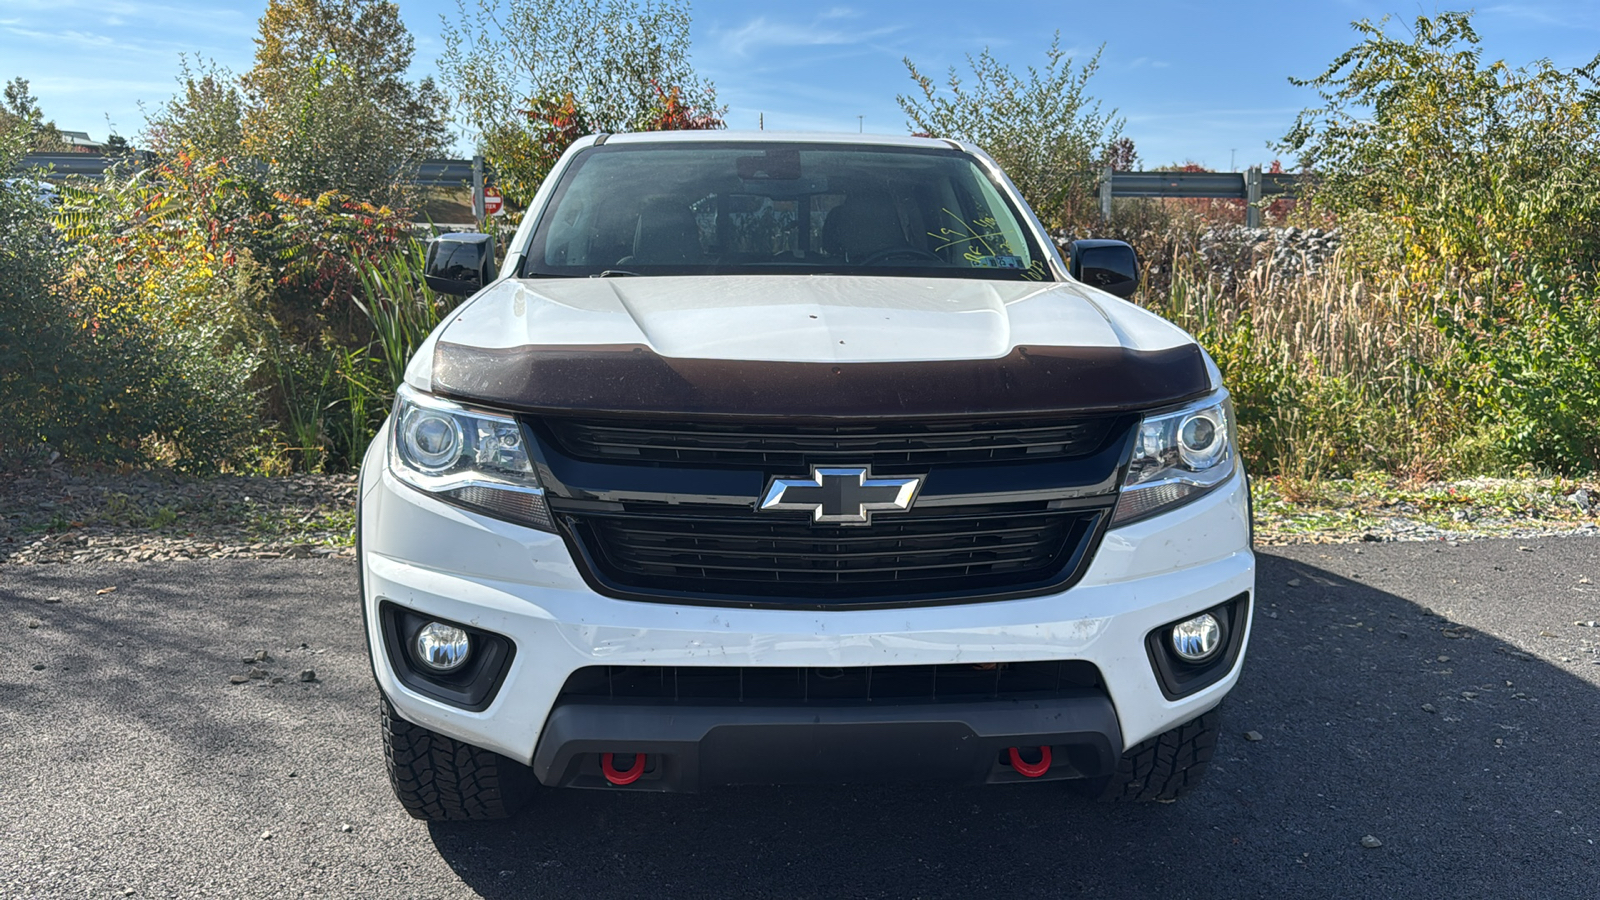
[
  {"x1": 599, "y1": 522, "x2": 1057, "y2": 542},
  {"x1": 568, "y1": 505, "x2": 1103, "y2": 603},
  {"x1": 559, "y1": 661, "x2": 1104, "y2": 704},
  {"x1": 608, "y1": 551, "x2": 1052, "y2": 576},
  {"x1": 609, "y1": 541, "x2": 1048, "y2": 563},
  {"x1": 546, "y1": 416, "x2": 1118, "y2": 467},
  {"x1": 611, "y1": 531, "x2": 1048, "y2": 548},
  {"x1": 605, "y1": 520, "x2": 1056, "y2": 553}
]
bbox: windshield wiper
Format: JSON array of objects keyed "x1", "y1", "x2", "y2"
[{"x1": 594, "y1": 269, "x2": 641, "y2": 278}]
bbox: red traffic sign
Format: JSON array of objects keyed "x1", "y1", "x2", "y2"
[{"x1": 483, "y1": 186, "x2": 504, "y2": 217}]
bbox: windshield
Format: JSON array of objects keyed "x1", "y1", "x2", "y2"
[{"x1": 522, "y1": 142, "x2": 1054, "y2": 281}]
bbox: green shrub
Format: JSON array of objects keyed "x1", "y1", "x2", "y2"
[
  {"x1": 1437, "y1": 261, "x2": 1600, "y2": 474},
  {"x1": 1280, "y1": 12, "x2": 1600, "y2": 286},
  {"x1": 50, "y1": 148, "x2": 412, "y2": 472},
  {"x1": 0, "y1": 125, "x2": 261, "y2": 471}
]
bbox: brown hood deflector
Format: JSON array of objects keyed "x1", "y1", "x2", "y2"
[{"x1": 432, "y1": 342, "x2": 1211, "y2": 419}]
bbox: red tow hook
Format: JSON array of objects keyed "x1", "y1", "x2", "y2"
[
  {"x1": 1007, "y1": 746, "x2": 1052, "y2": 778},
  {"x1": 601, "y1": 752, "x2": 648, "y2": 785}
]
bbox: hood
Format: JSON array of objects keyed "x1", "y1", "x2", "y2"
[
  {"x1": 424, "y1": 275, "x2": 1211, "y2": 418},
  {"x1": 434, "y1": 274, "x2": 1194, "y2": 363}
]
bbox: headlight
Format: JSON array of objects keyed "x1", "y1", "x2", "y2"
[
  {"x1": 1112, "y1": 392, "x2": 1237, "y2": 526},
  {"x1": 389, "y1": 384, "x2": 553, "y2": 531}
]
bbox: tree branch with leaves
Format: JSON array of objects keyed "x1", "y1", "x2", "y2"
[
  {"x1": 439, "y1": 0, "x2": 723, "y2": 207},
  {"x1": 899, "y1": 35, "x2": 1124, "y2": 232}
]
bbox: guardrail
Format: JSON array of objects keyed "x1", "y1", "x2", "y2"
[
  {"x1": 16, "y1": 151, "x2": 494, "y2": 222},
  {"x1": 19, "y1": 153, "x2": 1309, "y2": 228},
  {"x1": 1099, "y1": 167, "x2": 1310, "y2": 227},
  {"x1": 16, "y1": 153, "x2": 485, "y2": 185}
]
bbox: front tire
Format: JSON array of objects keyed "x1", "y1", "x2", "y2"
[
  {"x1": 1084, "y1": 709, "x2": 1220, "y2": 802},
  {"x1": 381, "y1": 697, "x2": 534, "y2": 821}
]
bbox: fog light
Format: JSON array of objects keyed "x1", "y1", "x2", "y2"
[
  {"x1": 1170, "y1": 613, "x2": 1222, "y2": 662},
  {"x1": 413, "y1": 622, "x2": 471, "y2": 673}
]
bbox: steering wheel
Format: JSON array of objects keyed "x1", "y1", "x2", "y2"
[{"x1": 857, "y1": 246, "x2": 942, "y2": 266}]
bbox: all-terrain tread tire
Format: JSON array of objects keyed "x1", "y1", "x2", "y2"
[
  {"x1": 1090, "y1": 709, "x2": 1220, "y2": 803},
  {"x1": 381, "y1": 697, "x2": 533, "y2": 821}
]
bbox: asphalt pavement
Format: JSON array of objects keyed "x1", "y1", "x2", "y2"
[{"x1": 2, "y1": 537, "x2": 1598, "y2": 899}]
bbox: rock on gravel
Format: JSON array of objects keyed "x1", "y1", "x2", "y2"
[{"x1": 1196, "y1": 226, "x2": 1344, "y2": 290}]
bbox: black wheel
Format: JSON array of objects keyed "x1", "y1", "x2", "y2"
[
  {"x1": 381, "y1": 697, "x2": 535, "y2": 821},
  {"x1": 1080, "y1": 709, "x2": 1220, "y2": 802}
]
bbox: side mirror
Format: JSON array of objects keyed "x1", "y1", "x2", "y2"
[
  {"x1": 1068, "y1": 239, "x2": 1139, "y2": 299},
  {"x1": 424, "y1": 233, "x2": 497, "y2": 296}
]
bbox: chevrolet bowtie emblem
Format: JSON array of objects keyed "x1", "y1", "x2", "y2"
[{"x1": 760, "y1": 467, "x2": 922, "y2": 525}]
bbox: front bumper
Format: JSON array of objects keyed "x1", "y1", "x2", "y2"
[
  {"x1": 535, "y1": 693, "x2": 1122, "y2": 791},
  {"x1": 360, "y1": 432, "x2": 1255, "y2": 785}
]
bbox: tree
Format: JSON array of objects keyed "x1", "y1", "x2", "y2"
[
  {"x1": 241, "y1": 0, "x2": 450, "y2": 205},
  {"x1": 142, "y1": 58, "x2": 248, "y2": 162},
  {"x1": 439, "y1": 0, "x2": 724, "y2": 206},
  {"x1": 243, "y1": 0, "x2": 449, "y2": 156},
  {"x1": 1, "y1": 78, "x2": 70, "y2": 152},
  {"x1": 899, "y1": 36, "x2": 1124, "y2": 231},
  {"x1": 1102, "y1": 137, "x2": 1139, "y2": 171},
  {"x1": 1278, "y1": 12, "x2": 1600, "y2": 282}
]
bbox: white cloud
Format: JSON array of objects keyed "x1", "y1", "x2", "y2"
[
  {"x1": 1, "y1": 22, "x2": 228, "y2": 59},
  {"x1": 27, "y1": 74, "x2": 174, "y2": 96},
  {"x1": 4, "y1": 0, "x2": 252, "y2": 37},
  {"x1": 1122, "y1": 107, "x2": 1303, "y2": 124},
  {"x1": 715, "y1": 14, "x2": 902, "y2": 58},
  {"x1": 1484, "y1": 4, "x2": 1562, "y2": 27},
  {"x1": 1483, "y1": 3, "x2": 1600, "y2": 31},
  {"x1": 4, "y1": 27, "x2": 118, "y2": 50}
]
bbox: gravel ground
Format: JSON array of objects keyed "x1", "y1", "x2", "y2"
[
  {"x1": 3, "y1": 540, "x2": 1599, "y2": 898},
  {"x1": 1, "y1": 468, "x2": 357, "y2": 565},
  {"x1": 1252, "y1": 476, "x2": 1600, "y2": 546}
]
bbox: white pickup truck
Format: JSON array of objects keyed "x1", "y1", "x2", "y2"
[{"x1": 359, "y1": 131, "x2": 1254, "y2": 820}]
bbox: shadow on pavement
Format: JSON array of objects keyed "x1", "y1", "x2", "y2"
[
  {"x1": 426, "y1": 552, "x2": 1600, "y2": 899},
  {"x1": 0, "y1": 560, "x2": 371, "y2": 814}
]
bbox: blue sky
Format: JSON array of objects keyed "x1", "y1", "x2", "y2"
[{"x1": 3, "y1": 1, "x2": 1598, "y2": 169}]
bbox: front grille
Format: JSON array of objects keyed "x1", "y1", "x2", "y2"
[
  {"x1": 562, "y1": 503, "x2": 1106, "y2": 607},
  {"x1": 542, "y1": 415, "x2": 1121, "y2": 469},
  {"x1": 558, "y1": 661, "x2": 1103, "y2": 704}
]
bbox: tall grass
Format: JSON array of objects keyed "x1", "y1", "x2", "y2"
[
  {"x1": 1144, "y1": 239, "x2": 1482, "y2": 482},
  {"x1": 352, "y1": 240, "x2": 451, "y2": 393},
  {"x1": 334, "y1": 240, "x2": 461, "y2": 466}
]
